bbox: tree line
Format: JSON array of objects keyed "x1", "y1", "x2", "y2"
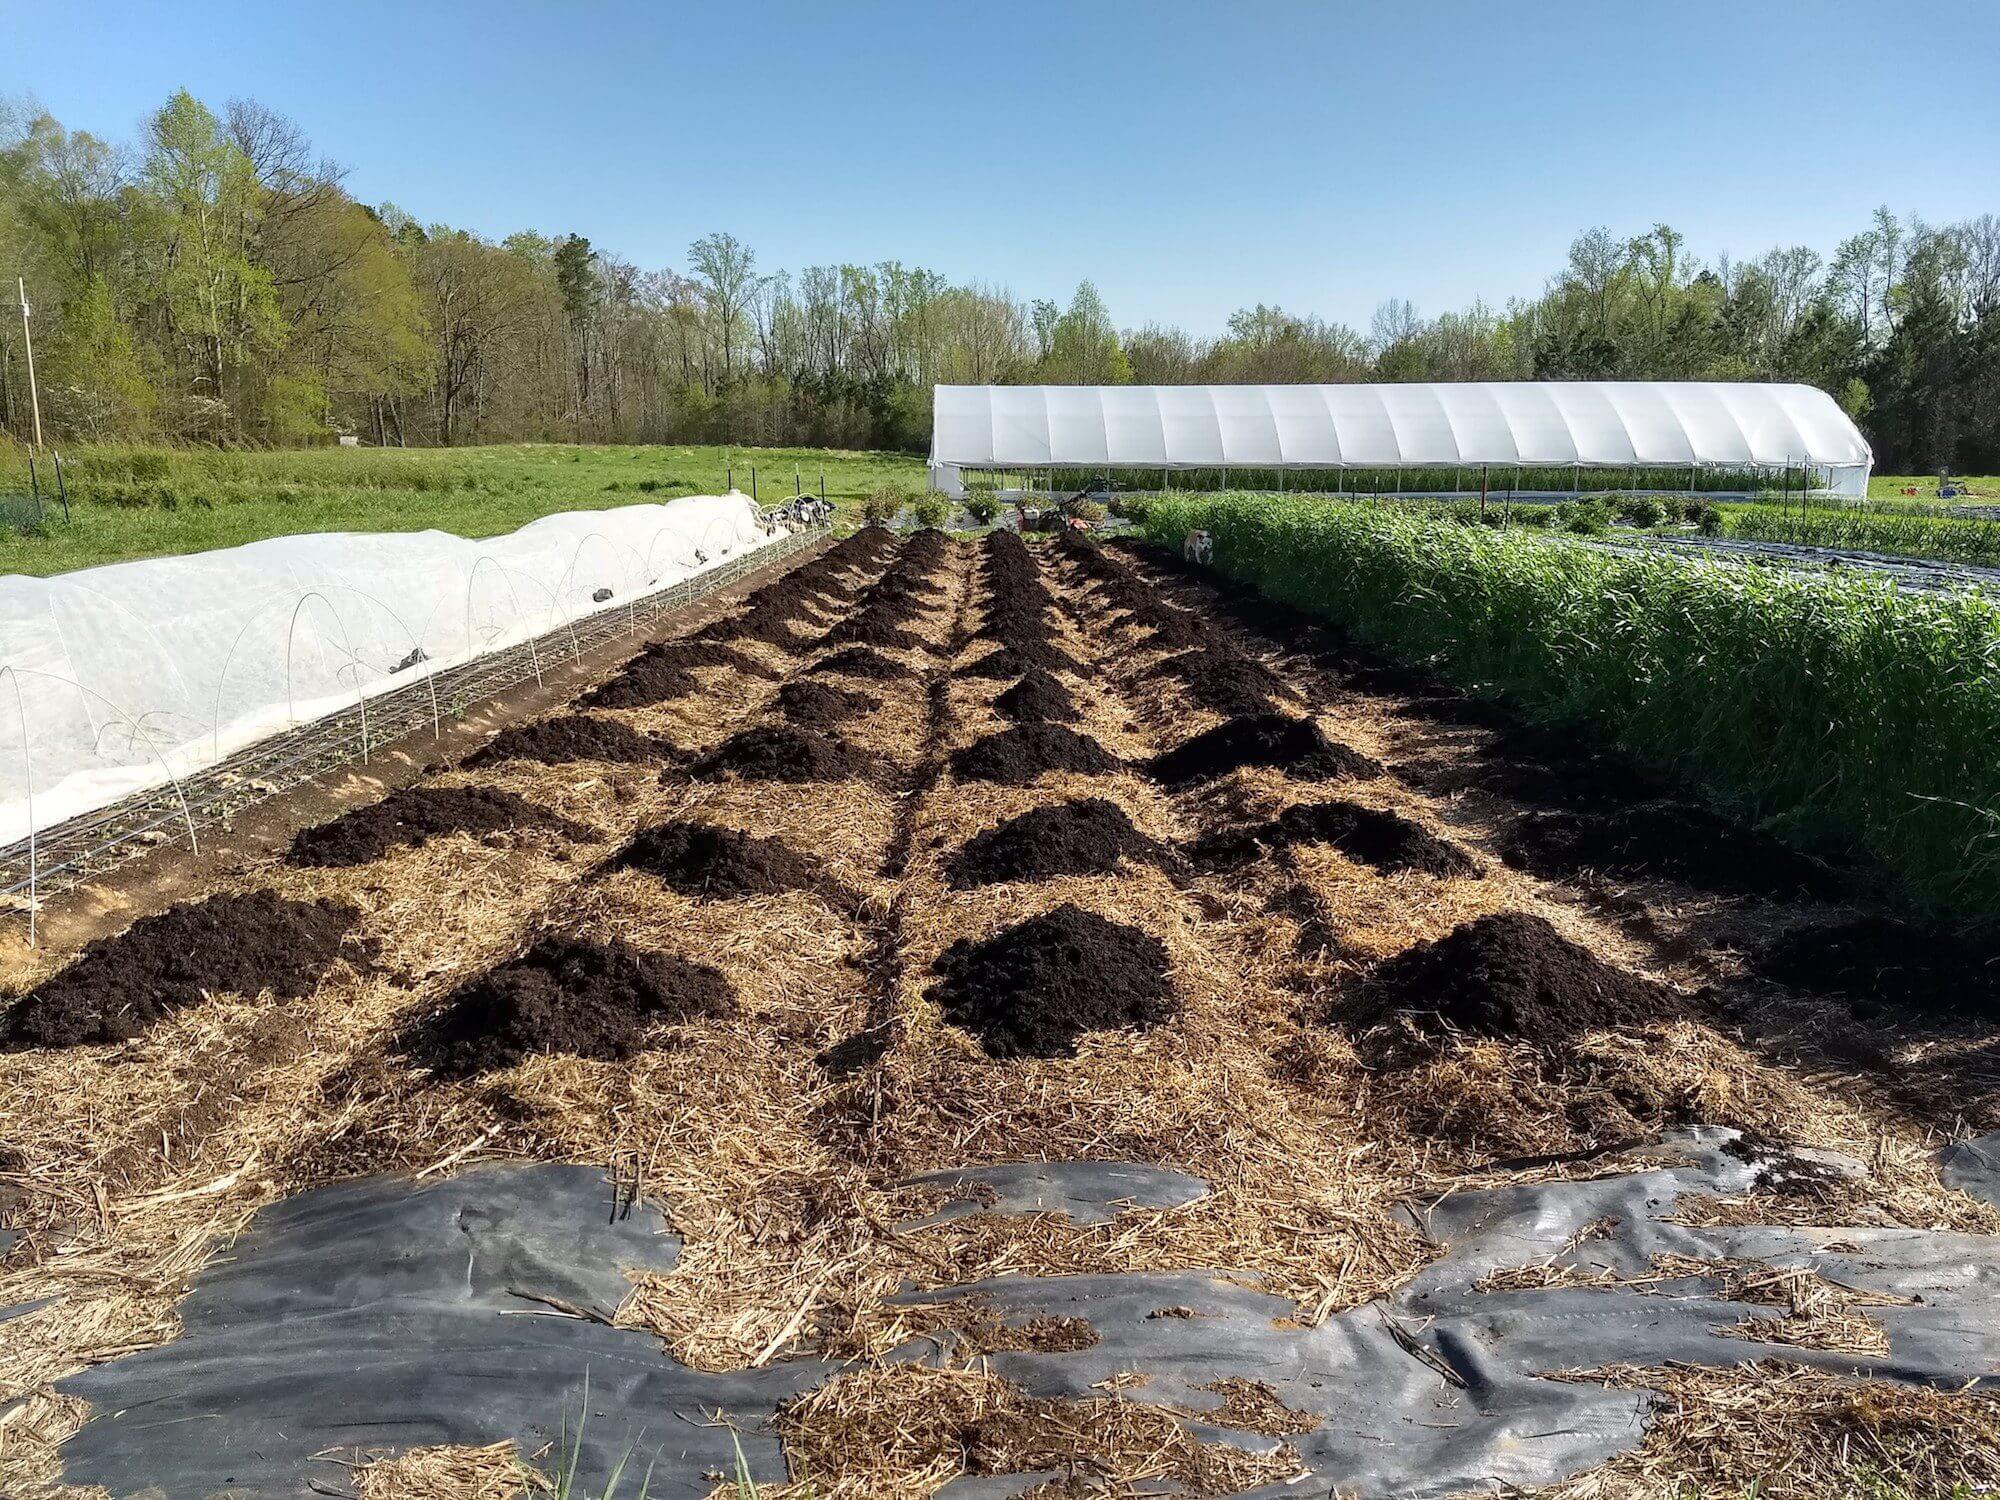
[{"x1": 3, "y1": 89, "x2": 1996, "y2": 472}]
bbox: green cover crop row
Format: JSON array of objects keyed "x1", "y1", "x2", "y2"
[{"x1": 1145, "y1": 494, "x2": 2000, "y2": 929}]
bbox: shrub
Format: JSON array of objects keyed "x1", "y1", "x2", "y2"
[
  {"x1": 859, "y1": 485, "x2": 903, "y2": 526},
  {"x1": 1554, "y1": 500, "x2": 1611, "y2": 535},
  {"x1": 912, "y1": 492, "x2": 950, "y2": 530},
  {"x1": 1072, "y1": 500, "x2": 1108, "y2": 524},
  {"x1": 1618, "y1": 495, "x2": 1667, "y2": 529},
  {"x1": 964, "y1": 493, "x2": 1001, "y2": 526}
]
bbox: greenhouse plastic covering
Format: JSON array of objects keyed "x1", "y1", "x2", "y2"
[
  {"x1": 0, "y1": 493, "x2": 775, "y2": 848},
  {"x1": 930, "y1": 382, "x2": 1873, "y2": 495}
]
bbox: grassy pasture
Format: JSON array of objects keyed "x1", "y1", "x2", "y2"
[{"x1": 0, "y1": 441, "x2": 929, "y2": 577}]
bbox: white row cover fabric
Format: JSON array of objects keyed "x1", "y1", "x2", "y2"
[
  {"x1": 932, "y1": 382, "x2": 1873, "y2": 496},
  {"x1": 0, "y1": 493, "x2": 777, "y2": 849}
]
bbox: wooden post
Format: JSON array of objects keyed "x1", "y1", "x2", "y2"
[{"x1": 17, "y1": 279, "x2": 43, "y2": 450}]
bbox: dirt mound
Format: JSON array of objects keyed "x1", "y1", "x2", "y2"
[
  {"x1": 827, "y1": 526, "x2": 899, "y2": 564},
  {"x1": 699, "y1": 605, "x2": 815, "y2": 650},
  {"x1": 994, "y1": 670, "x2": 1079, "y2": 724},
  {"x1": 1147, "y1": 649, "x2": 1286, "y2": 718},
  {"x1": 777, "y1": 679, "x2": 881, "y2": 729},
  {"x1": 1342, "y1": 911, "x2": 1678, "y2": 1045},
  {"x1": 2, "y1": 892, "x2": 366, "y2": 1050},
  {"x1": 958, "y1": 642, "x2": 1081, "y2": 679},
  {"x1": 900, "y1": 530, "x2": 951, "y2": 563},
  {"x1": 1146, "y1": 713, "x2": 1382, "y2": 788},
  {"x1": 1132, "y1": 607, "x2": 1215, "y2": 653},
  {"x1": 820, "y1": 612, "x2": 926, "y2": 653},
  {"x1": 928, "y1": 903, "x2": 1175, "y2": 1057},
  {"x1": 582, "y1": 640, "x2": 777, "y2": 709},
  {"x1": 468, "y1": 714, "x2": 663, "y2": 767},
  {"x1": 950, "y1": 724, "x2": 1120, "y2": 785},
  {"x1": 806, "y1": 647, "x2": 913, "y2": 681},
  {"x1": 1189, "y1": 801, "x2": 1479, "y2": 878},
  {"x1": 289, "y1": 787, "x2": 593, "y2": 867},
  {"x1": 691, "y1": 724, "x2": 869, "y2": 783},
  {"x1": 399, "y1": 937, "x2": 733, "y2": 1078},
  {"x1": 948, "y1": 799, "x2": 1165, "y2": 887},
  {"x1": 613, "y1": 820, "x2": 858, "y2": 906},
  {"x1": 1495, "y1": 802, "x2": 1840, "y2": 900},
  {"x1": 1753, "y1": 917, "x2": 2000, "y2": 1015}
]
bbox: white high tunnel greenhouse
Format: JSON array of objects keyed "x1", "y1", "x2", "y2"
[{"x1": 928, "y1": 381, "x2": 1874, "y2": 498}]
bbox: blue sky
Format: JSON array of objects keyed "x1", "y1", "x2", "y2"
[{"x1": 9, "y1": 0, "x2": 1997, "y2": 334}]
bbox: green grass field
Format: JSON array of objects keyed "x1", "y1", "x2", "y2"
[
  {"x1": 1868, "y1": 473, "x2": 2000, "y2": 503},
  {"x1": 0, "y1": 442, "x2": 930, "y2": 577}
]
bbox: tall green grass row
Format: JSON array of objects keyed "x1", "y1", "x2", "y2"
[
  {"x1": 1146, "y1": 494, "x2": 2000, "y2": 929},
  {"x1": 1721, "y1": 504, "x2": 2000, "y2": 568}
]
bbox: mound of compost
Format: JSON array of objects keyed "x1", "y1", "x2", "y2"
[
  {"x1": 949, "y1": 724, "x2": 1120, "y2": 785},
  {"x1": 1146, "y1": 713, "x2": 1383, "y2": 788},
  {"x1": 468, "y1": 714, "x2": 664, "y2": 767},
  {"x1": 289, "y1": 787, "x2": 593, "y2": 868},
  {"x1": 1397, "y1": 725, "x2": 1672, "y2": 812},
  {"x1": 806, "y1": 646, "x2": 913, "y2": 680},
  {"x1": 699, "y1": 605, "x2": 814, "y2": 651},
  {"x1": 1495, "y1": 802, "x2": 1840, "y2": 900},
  {"x1": 3, "y1": 892, "x2": 365, "y2": 1050},
  {"x1": 776, "y1": 679, "x2": 881, "y2": 729},
  {"x1": 1188, "y1": 800, "x2": 1479, "y2": 878},
  {"x1": 819, "y1": 612, "x2": 926, "y2": 652},
  {"x1": 612, "y1": 819, "x2": 858, "y2": 906},
  {"x1": 958, "y1": 642, "x2": 1081, "y2": 679},
  {"x1": 901, "y1": 529, "x2": 951, "y2": 562},
  {"x1": 1752, "y1": 917, "x2": 2000, "y2": 1016},
  {"x1": 994, "y1": 669, "x2": 1079, "y2": 724},
  {"x1": 827, "y1": 525, "x2": 899, "y2": 562},
  {"x1": 1341, "y1": 911, "x2": 1677, "y2": 1046},
  {"x1": 691, "y1": 724, "x2": 868, "y2": 783},
  {"x1": 1133, "y1": 607, "x2": 1215, "y2": 653},
  {"x1": 928, "y1": 903, "x2": 1174, "y2": 1058},
  {"x1": 947, "y1": 799, "x2": 1165, "y2": 887},
  {"x1": 1147, "y1": 648, "x2": 1286, "y2": 718},
  {"x1": 399, "y1": 937, "x2": 733, "y2": 1078},
  {"x1": 581, "y1": 640, "x2": 776, "y2": 710}
]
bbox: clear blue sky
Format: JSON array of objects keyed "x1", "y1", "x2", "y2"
[{"x1": 9, "y1": 0, "x2": 1997, "y2": 334}]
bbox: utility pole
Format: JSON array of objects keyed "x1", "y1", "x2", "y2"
[{"x1": 18, "y1": 278, "x2": 44, "y2": 449}]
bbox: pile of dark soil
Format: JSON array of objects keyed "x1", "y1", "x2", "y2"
[
  {"x1": 901, "y1": 529, "x2": 951, "y2": 564},
  {"x1": 699, "y1": 604, "x2": 815, "y2": 651},
  {"x1": 1753, "y1": 916, "x2": 2000, "y2": 1015},
  {"x1": 947, "y1": 799, "x2": 1166, "y2": 887},
  {"x1": 819, "y1": 609, "x2": 926, "y2": 653},
  {"x1": 690, "y1": 724, "x2": 869, "y2": 783},
  {"x1": 582, "y1": 640, "x2": 776, "y2": 710},
  {"x1": 928, "y1": 903, "x2": 1175, "y2": 1057},
  {"x1": 806, "y1": 646, "x2": 913, "y2": 681},
  {"x1": 612, "y1": 819, "x2": 858, "y2": 906},
  {"x1": 958, "y1": 641, "x2": 1081, "y2": 679},
  {"x1": 949, "y1": 724, "x2": 1120, "y2": 785},
  {"x1": 1341, "y1": 911, "x2": 1678, "y2": 1045},
  {"x1": 1132, "y1": 607, "x2": 1215, "y2": 653},
  {"x1": 399, "y1": 936, "x2": 733, "y2": 1078},
  {"x1": 1495, "y1": 802, "x2": 1840, "y2": 900},
  {"x1": 1146, "y1": 713, "x2": 1382, "y2": 788},
  {"x1": 289, "y1": 787, "x2": 594, "y2": 867},
  {"x1": 776, "y1": 679, "x2": 881, "y2": 729},
  {"x1": 994, "y1": 669, "x2": 1078, "y2": 724},
  {"x1": 1396, "y1": 725, "x2": 1670, "y2": 812},
  {"x1": 826, "y1": 526, "x2": 899, "y2": 565},
  {"x1": 1188, "y1": 800, "x2": 1479, "y2": 878},
  {"x1": 1146, "y1": 648, "x2": 1286, "y2": 718},
  {"x1": 468, "y1": 714, "x2": 664, "y2": 767},
  {"x1": 2, "y1": 892, "x2": 366, "y2": 1050}
]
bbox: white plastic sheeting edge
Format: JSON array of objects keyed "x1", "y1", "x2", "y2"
[
  {"x1": 0, "y1": 492, "x2": 776, "y2": 849},
  {"x1": 930, "y1": 382, "x2": 1874, "y2": 497}
]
